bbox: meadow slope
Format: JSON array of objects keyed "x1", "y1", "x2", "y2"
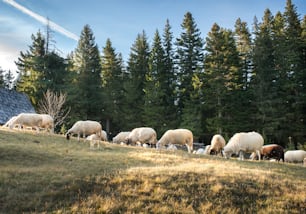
[{"x1": 0, "y1": 129, "x2": 305, "y2": 213}]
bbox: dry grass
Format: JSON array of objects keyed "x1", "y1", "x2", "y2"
[{"x1": 0, "y1": 128, "x2": 305, "y2": 213}]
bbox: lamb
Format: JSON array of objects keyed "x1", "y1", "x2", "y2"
[
  {"x1": 86, "y1": 133, "x2": 102, "y2": 149},
  {"x1": 156, "y1": 129, "x2": 193, "y2": 153},
  {"x1": 112, "y1": 131, "x2": 131, "y2": 144},
  {"x1": 9, "y1": 113, "x2": 43, "y2": 133},
  {"x1": 66, "y1": 120, "x2": 102, "y2": 141},
  {"x1": 284, "y1": 150, "x2": 306, "y2": 163},
  {"x1": 209, "y1": 134, "x2": 226, "y2": 155},
  {"x1": 193, "y1": 145, "x2": 211, "y2": 155},
  {"x1": 250, "y1": 144, "x2": 285, "y2": 162},
  {"x1": 40, "y1": 114, "x2": 54, "y2": 133},
  {"x1": 126, "y1": 127, "x2": 157, "y2": 146},
  {"x1": 86, "y1": 130, "x2": 108, "y2": 142},
  {"x1": 223, "y1": 131, "x2": 264, "y2": 160}
]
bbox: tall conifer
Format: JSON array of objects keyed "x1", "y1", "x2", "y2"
[{"x1": 71, "y1": 25, "x2": 102, "y2": 121}]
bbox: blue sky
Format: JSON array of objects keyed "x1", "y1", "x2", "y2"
[{"x1": 0, "y1": 0, "x2": 305, "y2": 75}]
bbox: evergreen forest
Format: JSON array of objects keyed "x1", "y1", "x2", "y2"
[{"x1": 1, "y1": 0, "x2": 305, "y2": 148}]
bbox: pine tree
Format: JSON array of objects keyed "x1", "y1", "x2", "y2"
[
  {"x1": 0, "y1": 67, "x2": 5, "y2": 88},
  {"x1": 234, "y1": 18, "x2": 252, "y2": 89},
  {"x1": 162, "y1": 20, "x2": 179, "y2": 131},
  {"x1": 101, "y1": 38, "x2": 126, "y2": 133},
  {"x1": 252, "y1": 9, "x2": 279, "y2": 141},
  {"x1": 175, "y1": 12, "x2": 204, "y2": 137},
  {"x1": 143, "y1": 30, "x2": 168, "y2": 136},
  {"x1": 15, "y1": 31, "x2": 46, "y2": 106},
  {"x1": 234, "y1": 18, "x2": 256, "y2": 133},
  {"x1": 4, "y1": 70, "x2": 15, "y2": 89},
  {"x1": 204, "y1": 23, "x2": 242, "y2": 135},
  {"x1": 71, "y1": 25, "x2": 103, "y2": 121},
  {"x1": 281, "y1": 0, "x2": 304, "y2": 145},
  {"x1": 123, "y1": 31, "x2": 150, "y2": 129},
  {"x1": 300, "y1": 15, "x2": 306, "y2": 142}
]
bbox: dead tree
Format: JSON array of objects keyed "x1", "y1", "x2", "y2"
[{"x1": 37, "y1": 89, "x2": 70, "y2": 129}]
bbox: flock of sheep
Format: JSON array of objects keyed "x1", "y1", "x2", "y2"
[{"x1": 2, "y1": 113, "x2": 306, "y2": 165}]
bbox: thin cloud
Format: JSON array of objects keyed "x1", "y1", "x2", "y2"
[{"x1": 3, "y1": 0, "x2": 79, "y2": 41}]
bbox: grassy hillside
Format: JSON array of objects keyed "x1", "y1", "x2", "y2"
[{"x1": 0, "y1": 129, "x2": 305, "y2": 213}]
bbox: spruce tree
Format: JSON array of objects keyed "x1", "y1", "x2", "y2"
[
  {"x1": 15, "y1": 31, "x2": 46, "y2": 106},
  {"x1": 175, "y1": 12, "x2": 204, "y2": 137},
  {"x1": 234, "y1": 18, "x2": 256, "y2": 133},
  {"x1": 0, "y1": 67, "x2": 5, "y2": 88},
  {"x1": 204, "y1": 23, "x2": 242, "y2": 135},
  {"x1": 252, "y1": 9, "x2": 278, "y2": 141},
  {"x1": 143, "y1": 30, "x2": 165, "y2": 135},
  {"x1": 71, "y1": 25, "x2": 103, "y2": 121},
  {"x1": 281, "y1": 0, "x2": 304, "y2": 145},
  {"x1": 124, "y1": 31, "x2": 150, "y2": 129},
  {"x1": 101, "y1": 38, "x2": 126, "y2": 133},
  {"x1": 162, "y1": 20, "x2": 179, "y2": 131}
]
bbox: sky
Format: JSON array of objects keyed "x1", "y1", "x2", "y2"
[{"x1": 0, "y1": 0, "x2": 305, "y2": 76}]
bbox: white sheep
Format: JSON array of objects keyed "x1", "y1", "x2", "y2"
[
  {"x1": 156, "y1": 129, "x2": 193, "y2": 153},
  {"x1": 223, "y1": 131, "x2": 264, "y2": 160},
  {"x1": 9, "y1": 113, "x2": 43, "y2": 133},
  {"x1": 86, "y1": 133, "x2": 102, "y2": 149},
  {"x1": 209, "y1": 134, "x2": 226, "y2": 155},
  {"x1": 3, "y1": 116, "x2": 17, "y2": 128},
  {"x1": 66, "y1": 120, "x2": 102, "y2": 141},
  {"x1": 193, "y1": 145, "x2": 211, "y2": 155},
  {"x1": 126, "y1": 127, "x2": 157, "y2": 146},
  {"x1": 101, "y1": 130, "x2": 108, "y2": 141},
  {"x1": 40, "y1": 114, "x2": 54, "y2": 133},
  {"x1": 86, "y1": 130, "x2": 108, "y2": 142},
  {"x1": 284, "y1": 150, "x2": 306, "y2": 163},
  {"x1": 112, "y1": 131, "x2": 131, "y2": 144}
]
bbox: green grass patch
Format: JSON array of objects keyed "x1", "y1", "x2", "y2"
[{"x1": 0, "y1": 129, "x2": 305, "y2": 213}]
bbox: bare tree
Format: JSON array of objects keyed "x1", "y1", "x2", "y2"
[{"x1": 38, "y1": 89, "x2": 70, "y2": 128}]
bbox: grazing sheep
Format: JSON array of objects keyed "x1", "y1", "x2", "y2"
[
  {"x1": 284, "y1": 150, "x2": 306, "y2": 163},
  {"x1": 112, "y1": 131, "x2": 131, "y2": 144},
  {"x1": 86, "y1": 134, "x2": 101, "y2": 149},
  {"x1": 194, "y1": 146, "x2": 211, "y2": 155},
  {"x1": 86, "y1": 133, "x2": 101, "y2": 141},
  {"x1": 86, "y1": 130, "x2": 108, "y2": 142},
  {"x1": 101, "y1": 130, "x2": 108, "y2": 141},
  {"x1": 4, "y1": 116, "x2": 17, "y2": 128},
  {"x1": 250, "y1": 144, "x2": 285, "y2": 162},
  {"x1": 66, "y1": 120, "x2": 102, "y2": 141},
  {"x1": 157, "y1": 129, "x2": 193, "y2": 153},
  {"x1": 209, "y1": 134, "x2": 226, "y2": 155},
  {"x1": 223, "y1": 131, "x2": 264, "y2": 161},
  {"x1": 40, "y1": 114, "x2": 54, "y2": 133},
  {"x1": 9, "y1": 113, "x2": 43, "y2": 133},
  {"x1": 126, "y1": 127, "x2": 157, "y2": 146}
]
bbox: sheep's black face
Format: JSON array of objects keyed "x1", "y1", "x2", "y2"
[{"x1": 66, "y1": 134, "x2": 70, "y2": 140}]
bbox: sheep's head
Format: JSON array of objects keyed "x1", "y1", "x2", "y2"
[
  {"x1": 222, "y1": 147, "x2": 232, "y2": 159},
  {"x1": 66, "y1": 133, "x2": 71, "y2": 140}
]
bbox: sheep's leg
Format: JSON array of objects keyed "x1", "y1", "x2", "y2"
[
  {"x1": 239, "y1": 151, "x2": 244, "y2": 160},
  {"x1": 186, "y1": 144, "x2": 190, "y2": 153},
  {"x1": 256, "y1": 150, "x2": 261, "y2": 161}
]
